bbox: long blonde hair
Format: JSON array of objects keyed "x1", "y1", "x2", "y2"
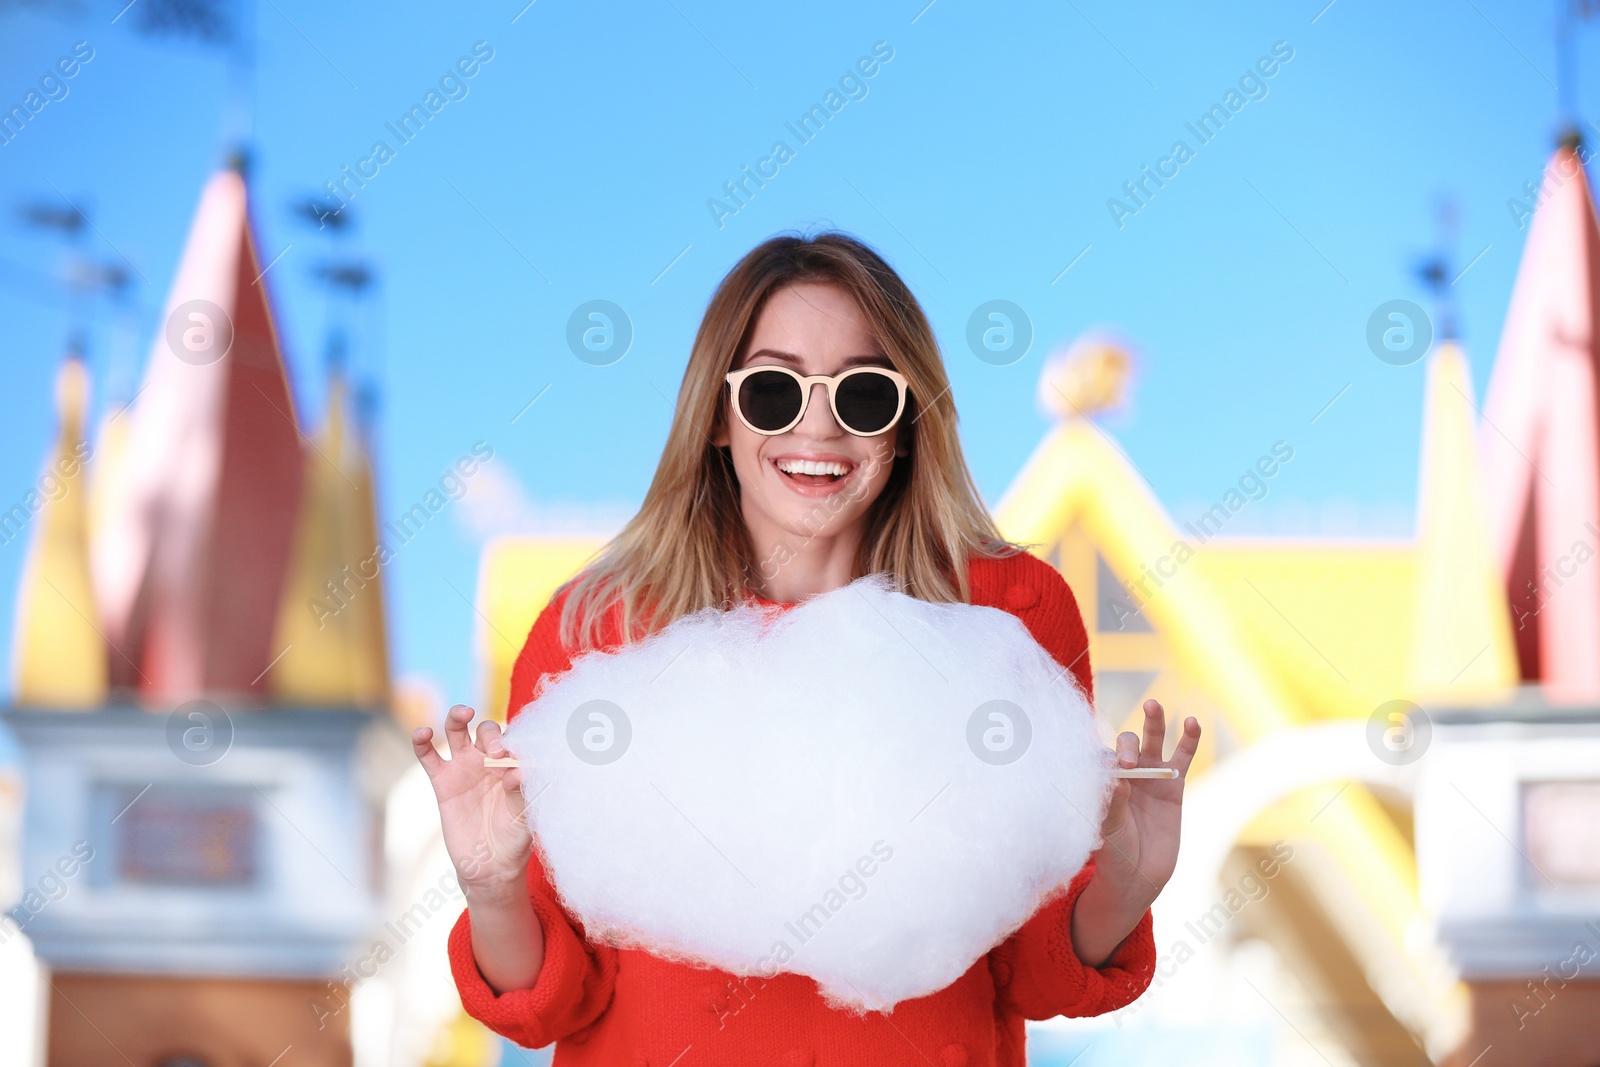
[{"x1": 557, "y1": 231, "x2": 1023, "y2": 651}]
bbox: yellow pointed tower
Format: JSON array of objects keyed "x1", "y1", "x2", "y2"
[
  {"x1": 346, "y1": 387, "x2": 391, "y2": 706},
  {"x1": 11, "y1": 353, "x2": 106, "y2": 707},
  {"x1": 1408, "y1": 341, "x2": 1519, "y2": 697},
  {"x1": 268, "y1": 373, "x2": 390, "y2": 707}
]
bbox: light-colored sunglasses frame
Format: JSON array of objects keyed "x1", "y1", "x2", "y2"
[{"x1": 724, "y1": 365, "x2": 910, "y2": 438}]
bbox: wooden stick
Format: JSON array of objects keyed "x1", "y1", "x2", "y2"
[{"x1": 482, "y1": 756, "x2": 1178, "y2": 778}]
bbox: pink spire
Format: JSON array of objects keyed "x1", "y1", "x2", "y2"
[
  {"x1": 1481, "y1": 142, "x2": 1600, "y2": 701},
  {"x1": 91, "y1": 166, "x2": 304, "y2": 703}
]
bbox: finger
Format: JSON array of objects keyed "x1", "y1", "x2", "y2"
[
  {"x1": 1140, "y1": 698, "x2": 1167, "y2": 759},
  {"x1": 1170, "y1": 716, "x2": 1202, "y2": 776},
  {"x1": 411, "y1": 727, "x2": 445, "y2": 778},
  {"x1": 1116, "y1": 730, "x2": 1140, "y2": 767},
  {"x1": 502, "y1": 764, "x2": 524, "y2": 795},
  {"x1": 475, "y1": 719, "x2": 505, "y2": 755},
  {"x1": 1101, "y1": 778, "x2": 1130, "y2": 834},
  {"x1": 443, "y1": 704, "x2": 474, "y2": 759}
]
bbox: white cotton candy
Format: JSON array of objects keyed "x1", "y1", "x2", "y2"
[{"x1": 501, "y1": 572, "x2": 1115, "y2": 1013}]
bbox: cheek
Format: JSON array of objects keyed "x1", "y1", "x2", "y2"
[
  {"x1": 836, "y1": 439, "x2": 897, "y2": 509},
  {"x1": 729, "y1": 423, "x2": 764, "y2": 476},
  {"x1": 723, "y1": 419, "x2": 770, "y2": 491},
  {"x1": 864, "y1": 433, "x2": 900, "y2": 489}
]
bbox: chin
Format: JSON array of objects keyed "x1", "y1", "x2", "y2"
[{"x1": 778, "y1": 498, "x2": 861, "y2": 539}]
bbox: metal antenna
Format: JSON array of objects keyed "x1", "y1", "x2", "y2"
[
  {"x1": 130, "y1": 0, "x2": 256, "y2": 166},
  {"x1": 1558, "y1": 0, "x2": 1600, "y2": 143},
  {"x1": 1413, "y1": 195, "x2": 1460, "y2": 341},
  {"x1": 15, "y1": 198, "x2": 136, "y2": 370}
]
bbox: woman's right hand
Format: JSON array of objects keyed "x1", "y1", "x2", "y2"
[
  {"x1": 412, "y1": 703, "x2": 532, "y2": 895},
  {"x1": 414, "y1": 703, "x2": 546, "y2": 993}
]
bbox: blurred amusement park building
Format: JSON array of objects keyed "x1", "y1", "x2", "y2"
[{"x1": 3, "y1": 134, "x2": 1600, "y2": 1066}]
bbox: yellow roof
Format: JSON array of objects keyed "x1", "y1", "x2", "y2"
[
  {"x1": 269, "y1": 376, "x2": 390, "y2": 707},
  {"x1": 989, "y1": 340, "x2": 1523, "y2": 1048},
  {"x1": 1194, "y1": 541, "x2": 1418, "y2": 720}
]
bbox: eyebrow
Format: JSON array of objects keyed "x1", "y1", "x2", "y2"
[{"x1": 742, "y1": 348, "x2": 894, "y2": 369}]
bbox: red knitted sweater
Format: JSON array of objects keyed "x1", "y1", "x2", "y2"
[{"x1": 447, "y1": 547, "x2": 1157, "y2": 1066}]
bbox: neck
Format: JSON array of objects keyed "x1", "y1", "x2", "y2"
[{"x1": 744, "y1": 507, "x2": 865, "y2": 603}]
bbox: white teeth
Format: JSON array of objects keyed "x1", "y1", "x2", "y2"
[{"x1": 776, "y1": 458, "x2": 850, "y2": 477}]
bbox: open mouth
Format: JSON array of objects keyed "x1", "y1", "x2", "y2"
[{"x1": 772, "y1": 456, "x2": 854, "y2": 488}]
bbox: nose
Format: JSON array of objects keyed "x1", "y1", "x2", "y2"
[{"x1": 796, "y1": 380, "x2": 842, "y2": 437}]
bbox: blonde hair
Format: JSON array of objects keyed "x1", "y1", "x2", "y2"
[{"x1": 557, "y1": 231, "x2": 1023, "y2": 651}]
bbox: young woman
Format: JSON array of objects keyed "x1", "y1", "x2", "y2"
[{"x1": 412, "y1": 233, "x2": 1201, "y2": 1066}]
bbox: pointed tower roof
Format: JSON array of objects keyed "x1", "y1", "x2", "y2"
[
  {"x1": 89, "y1": 165, "x2": 304, "y2": 703},
  {"x1": 268, "y1": 374, "x2": 390, "y2": 707},
  {"x1": 1480, "y1": 141, "x2": 1600, "y2": 701},
  {"x1": 1410, "y1": 341, "x2": 1519, "y2": 697},
  {"x1": 11, "y1": 354, "x2": 105, "y2": 708}
]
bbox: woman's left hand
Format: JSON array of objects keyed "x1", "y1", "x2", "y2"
[{"x1": 1070, "y1": 698, "x2": 1201, "y2": 966}]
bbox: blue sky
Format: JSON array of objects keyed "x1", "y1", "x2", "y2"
[{"x1": 0, "y1": 0, "x2": 1589, "y2": 711}]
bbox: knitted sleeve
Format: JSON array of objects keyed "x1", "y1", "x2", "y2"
[
  {"x1": 985, "y1": 551, "x2": 1157, "y2": 1020},
  {"x1": 446, "y1": 586, "x2": 620, "y2": 1048}
]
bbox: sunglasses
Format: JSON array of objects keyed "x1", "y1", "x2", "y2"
[{"x1": 724, "y1": 365, "x2": 910, "y2": 437}]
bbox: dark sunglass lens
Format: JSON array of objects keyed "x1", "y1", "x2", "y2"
[
  {"x1": 835, "y1": 372, "x2": 900, "y2": 433},
  {"x1": 737, "y1": 370, "x2": 803, "y2": 432}
]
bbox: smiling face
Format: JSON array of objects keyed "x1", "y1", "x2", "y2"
[{"x1": 712, "y1": 282, "x2": 907, "y2": 591}]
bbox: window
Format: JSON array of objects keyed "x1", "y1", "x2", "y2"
[
  {"x1": 1095, "y1": 551, "x2": 1152, "y2": 633},
  {"x1": 94, "y1": 783, "x2": 260, "y2": 888}
]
